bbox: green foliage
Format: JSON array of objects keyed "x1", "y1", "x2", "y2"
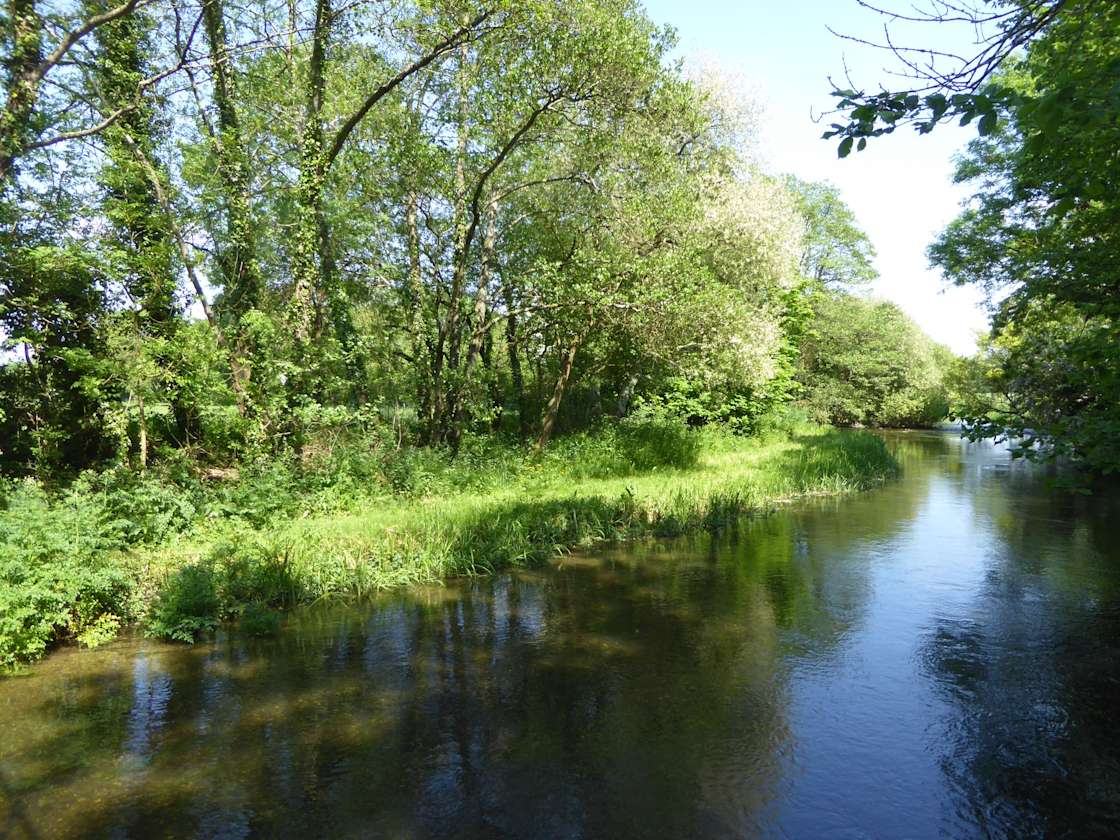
[
  {"x1": 928, "y1": 3, "x2": 1120, "y2": 472},
  {"x1": 0, "y1": 479, "x2": 136, "y2": 671},
  {"x1": 820, "y1": 3, "x2": 1095, "y2": 155},
  {"x1": 239, "y1": 602, "x2": 281, "y2": 637},
  {"x1": 0, "y1": 0, "x2": 923, "y2": 669},
  {"x1": 544, "y1": 413, "x2": 701, "y2": 478},
  {"x1": 0, "y1": 422, "x2": 897, "y2": 665},
  {"x1": 798, "y1": 293, "x2": 953, "y2": 428},
  {"x1": 1, "y1": 0, "x2": 816, "y2": 478},
  {"x1": 784, "y1": 176, "x2": 877, "y2": 288},
  {"x1": 147, "y1": 565, "x2": 220, "y2": 642},
  {"x1": 131, "y1": 424, "x2": 894, "y2": 645},
  {"x1": 948, "y1": 300, "x2": 1120, "y2": 472}
]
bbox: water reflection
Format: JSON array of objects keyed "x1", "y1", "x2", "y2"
[
  {"x1": 914, "y1": 439, "x2": 1120, "y2": 838},
  {"x1": 1, "y1": 432, "x2": 1118, "y2": 838}
]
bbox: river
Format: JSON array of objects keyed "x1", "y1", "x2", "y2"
[{"x1": 2, "y1": 431, "x2": 1119, "y2": 838}]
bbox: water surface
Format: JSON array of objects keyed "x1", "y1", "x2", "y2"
[{"x1": 2, "y1": 432, "x2": 1119, "y2": 838}]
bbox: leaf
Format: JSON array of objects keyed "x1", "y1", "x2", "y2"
[
  {"x1": 857, "y1": 138, "x2": 867, "y2": 151},
  {"x1": 977, "y1": 112, "x2": 998, "y2": 136},
  {"x1": 925, "y1": 94, "x2": 949, "y2": 119},
  {"x1": 838, "y1": 137, "x2": 854, "y2": 158}
]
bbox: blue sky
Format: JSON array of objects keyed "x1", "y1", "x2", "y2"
[{"x1": 640, "y1": 0, "x2": 991, "y2": 354}]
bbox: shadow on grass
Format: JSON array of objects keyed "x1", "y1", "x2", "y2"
[{"x1": 88, "y1": 429, "x2": 899, "y2": 647}]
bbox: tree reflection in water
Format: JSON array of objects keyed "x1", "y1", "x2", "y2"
[{"x1": 2, "y1": 431, "x2": 1118, "y2": 839}]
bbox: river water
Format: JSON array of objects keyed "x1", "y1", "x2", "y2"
[{"x1": 2, "y1": 431, "x2": 1119, "y2": 839}]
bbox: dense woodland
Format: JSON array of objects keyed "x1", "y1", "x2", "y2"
[{"x1": 0, "y1": 0, "x2": 951, "y2": 484}]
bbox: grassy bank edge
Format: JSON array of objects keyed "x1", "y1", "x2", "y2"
[{"x1": 136, "y1": 427, "x2": 898, "y2": 644}]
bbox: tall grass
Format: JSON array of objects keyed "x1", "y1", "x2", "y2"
[{"x1": 1, "y1": 421, "x2": 897, "y2": 669}]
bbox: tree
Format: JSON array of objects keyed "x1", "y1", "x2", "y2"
[
  {"x1": 798, "y1": 294, "x2": 951, "y2": 427},
  {"x1": 2, "y1": 0, "x2": 883, "y2": 478},
  {"x1": 928, "y1": 3, "x2": 1120, "y2": 470},
  {"x1": 784, "y1": 176, "x2": 876, "y2": 288}
]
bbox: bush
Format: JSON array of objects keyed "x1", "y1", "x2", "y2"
[
  {"x1": 70, "y1": 467, "x2": 202, "y2": 545},
  {"x1": 146, "y1": 564, "x2": 220, "y2": 643},
  {"x1": 239, "y1": 602, "x2": 281, "y2": 637},
  {"x1": 544, "y1": 413, "x2": 701, "y2": 478},
  {"x1": 615, "y1": 412, "x2": 701, "y2": 471},
  {"x1": 0, "y1": 479, "x2": 136, "y2": 671}
]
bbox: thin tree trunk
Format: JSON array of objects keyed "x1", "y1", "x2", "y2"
[
  {"x1": 535, "y1": 330, "x2": 586, "y2": 452},
  {"x1": 447, "y1": 198, "x2": 496, "y2": 448},
  {"x1": 502, "y1": 279, "x2": 527, "y2": 437},
  {"x1": 405, "y1": 189, "x2": 432, "y2": 438},
  {"x1": 484, "y1": 330, "x2": 502, "y2": 432},
  {"x1": 137, "y1": 390, "x2": 147, "y2": 474},
  {"x1": 431, "y1": 39, "x2": 472, "y2": 445},
  {"x1": 429, "y1": 39, "x2": 471, "y2": 445}
]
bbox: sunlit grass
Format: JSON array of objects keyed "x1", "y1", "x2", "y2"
[{"x1": 138, "y1": 425, "x2": 897, "y2": 636}]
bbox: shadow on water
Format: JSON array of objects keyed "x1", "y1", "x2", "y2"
[
  {"x1": 1, "y1": 430, "x2": 1119, "y2": 839},
  {"x1": 0, "y1": 522, "x2": 885, "y2": 839}
]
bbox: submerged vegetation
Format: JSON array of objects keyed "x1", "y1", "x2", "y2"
[{"x1": 0, "y1": 419, "x2": 896, "y2": 670}]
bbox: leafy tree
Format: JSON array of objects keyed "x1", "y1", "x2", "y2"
[
  {"x1": 0, "y1": 0, "x2": 910, "y2": 482},
  {"x1": 799, "y1": 293, "x2": 951, "y2": 427},
  {"x1": 784, "y1": 176, "x2": 876, "y2": 288},
  {"x1": 928, "y1": 3, "x2": 1120, "y2": 470}
]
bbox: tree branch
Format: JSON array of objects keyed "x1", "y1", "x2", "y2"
[{"x1": 323, "y1": 9, "x2": 493, "y2": 169}]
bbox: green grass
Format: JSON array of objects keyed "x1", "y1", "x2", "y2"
[
  {"x1": 138, "y1": 425, "x2": 896, "y2": 639},
  {"x1": 1, "y1": 422, "x2": 897, "y2": 669}
]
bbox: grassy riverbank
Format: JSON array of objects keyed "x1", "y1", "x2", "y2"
[{"x1": 0, "y1": 421, "x2": 897, "y2": 671}]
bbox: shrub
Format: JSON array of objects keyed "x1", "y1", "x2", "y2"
[
  {"x1": 146, "y1": 564, "x2": 220, "y2": 643},
  {"x1": 0, "y1": 479, "x2": 136, "y2": 671},
  {"x1": 239, "y1": 602, "x2": 281, "y2": 637}
]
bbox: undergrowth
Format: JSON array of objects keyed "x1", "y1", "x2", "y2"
[{"x1": 0, "y1": 417, "x2": 897, "y2": 672}]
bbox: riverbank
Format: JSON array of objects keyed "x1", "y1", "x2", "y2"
[{"x1": 0, "y1": 423, "x2": 897, "y2": 671}]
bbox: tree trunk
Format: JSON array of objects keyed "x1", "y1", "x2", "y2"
[
  {"x1": 405, "y1": 189, "x2": 432, "y2": 438},
  {"x1": 502, "y1": 279, "x2": 528, "y2": 438},
  {"x1": 535, "y1": 330, "x2": 585, "y2": 452},
  {"x1": 201, "y1": 0, "x2": 260, "y2": 321},
  {"x1": 136, "y1": 390, "x2": 147, "y2": 474},
  {"x1": 200, "y1": 0, "x2": 261, "y2": 410},
  {"x1": 288, "y1": 0, "x2": 330, "y2": 346},
  {"x1": 484, "y1": 330, "x2": 502, "y2": 432},
  {"x1": 0, "y1": 0, "x2": 42, "y2": 180},
  {"x1": 447, "y1": 198, "x2": 497, "y2": 448},
  {"x1": 616, "y1": 373, "x2": 639, "y2": 417}
]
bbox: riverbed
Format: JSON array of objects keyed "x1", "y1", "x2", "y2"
[{"x1": 2, "y1": 431, "x2": 1118, "y2": 838}]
